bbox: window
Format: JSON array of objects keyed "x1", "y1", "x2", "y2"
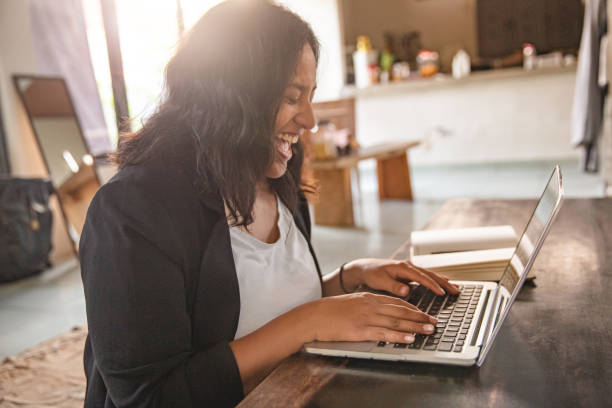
[{"x1": 82, "y1": 0, "x2": 223, "y2": 145}]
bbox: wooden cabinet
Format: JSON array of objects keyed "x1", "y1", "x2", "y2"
[{"x1": 477, "y1": 0, "x2": 584, "y2": 58}]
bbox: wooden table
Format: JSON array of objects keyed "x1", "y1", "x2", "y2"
[
  {"x1": 240, "y1": 198, "x2": 612, "y2": 407},
  {"x1": 310, "y1": 141, "x2": 419, "y2": 227}
]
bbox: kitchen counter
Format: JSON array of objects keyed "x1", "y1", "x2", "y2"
[{"x1": 342, "y1": 65, "x2": 576, "y2": 99}]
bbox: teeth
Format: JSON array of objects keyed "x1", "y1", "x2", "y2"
[{"x1": 278, "y1": 133, "x2": 299, "y2": 144}]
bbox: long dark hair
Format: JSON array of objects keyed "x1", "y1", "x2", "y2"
[{"x1": 113, "y1": 0, "x2": 319, "y2": 226}]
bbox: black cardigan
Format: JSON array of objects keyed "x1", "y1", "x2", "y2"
[{"x1": 79, "y1": 146, "x2": 322, "y2": 407}]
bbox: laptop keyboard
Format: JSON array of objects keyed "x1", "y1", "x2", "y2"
[{"x1": 377, "y1": 284, "x2": 483, "y2": 353}]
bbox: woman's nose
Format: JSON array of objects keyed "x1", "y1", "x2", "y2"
[{"x1": 297, "y1": 101, "x2": 316, "y2": 131}]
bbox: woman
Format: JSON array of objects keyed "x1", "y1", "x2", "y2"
[{"x1": 80, "y1": 1, "x2": 458, "y2": 406}]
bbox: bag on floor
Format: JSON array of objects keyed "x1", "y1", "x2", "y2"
[{"x1": 0, "y1": 178, "x2": 54, "y2": 282}]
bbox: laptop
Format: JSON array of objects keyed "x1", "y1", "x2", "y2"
[{"x1": 304, "y1": 165, "x2": 564, "y2": 367}]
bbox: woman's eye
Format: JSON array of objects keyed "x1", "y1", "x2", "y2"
[{"x1": 285, "y1": 97, "x2": 299, "y2": 105}]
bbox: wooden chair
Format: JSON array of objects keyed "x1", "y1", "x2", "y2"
[{"x1": 304, "y1": 98, "x2": 420, "y2": 227}]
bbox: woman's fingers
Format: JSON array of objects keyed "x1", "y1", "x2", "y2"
[
  {"x1": 367, "y1": 293, "x2": 419, "y2": 311},
  {"x1": 382, "y1": 278, "x2": 411, "y2": 298},
  {"x1": 376, "y1": 304, "x2": 437, "y2": 325},
  {"x1": 368, "y1": 314, "x2": 436, "y2": 335},
  {"x1": 407, "y1": 261, "x2": 460, "y2": 294},
  {"x1": 388, "y1": 263, "x2": 446, "y2": 295},
  {"x1": 316, "y1": 293, "x2": 442, "y2": 344},
  {"x1": 362, "y1": 327, "x2": 417, "y2": 344},
  {"x1": 363, "y1": 296, "x2": 437, "y2": 337}
]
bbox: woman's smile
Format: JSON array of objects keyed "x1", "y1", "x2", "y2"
[{"x1": 275, "y1": 133, "x2": 299, "y2": 162}]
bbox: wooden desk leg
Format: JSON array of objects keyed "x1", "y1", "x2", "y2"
[
  {"x1": 313, "y1": 168, "x2": 354, "y2": 226},
  {"x1": 377, "y1": 153, "x2": 413, "y2": 200}
]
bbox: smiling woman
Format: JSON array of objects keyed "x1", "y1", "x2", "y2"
[
  {"x1": 267, "y1": 45, "x2": 317, "y2": 179},
  {"x1": 79, "y1": 1, "x2": 457, "y2": 407}
]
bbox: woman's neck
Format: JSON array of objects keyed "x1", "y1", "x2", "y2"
[
  {"x1": 239, "y1": 181, "x2": 279, "y2": 244},
  {"x1": 256, "y1": 181, "x2": 273, "y2": 195}
]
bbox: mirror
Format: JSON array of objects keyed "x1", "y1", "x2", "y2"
[{"x1": 13, "y1": 75, "x2": 102, "y2": 250}]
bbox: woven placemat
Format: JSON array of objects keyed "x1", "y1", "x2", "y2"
[{"x1": 0, "y1": 326, "x2": 86, "y2": 407}]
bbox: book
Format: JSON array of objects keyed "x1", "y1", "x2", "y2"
[{"x1": 409, "y1": 225, "x2": 529, "y2": 281}]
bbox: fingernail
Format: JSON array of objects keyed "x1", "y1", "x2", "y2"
[
  {"x1": 404, "y1": 334, "x2": 415, "y2": 343},
  {"x1": 424, "y1": 324, "x2": 435, "y2": 333},
  {"x1": 400, "y1": 286, "x2": 408, "y2": 296}
]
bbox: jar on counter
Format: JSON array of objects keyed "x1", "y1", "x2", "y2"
[
  {"x1": 417, "y1": 50, "x2": 439, "y2": 78},
  {"x1": 392, "y1": 62, "x2": 410, "y2": 81},
  {"x1": 310, "y1": 120, "x2": 338, "y2": 160}
]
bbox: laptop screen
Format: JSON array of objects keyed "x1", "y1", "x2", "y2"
[
  {"x1": 498, "y1": 165, "x2": 563, "y2": 297},
  {"x1": 476, "y1": 165, "x2": 563, "y2": 367}
]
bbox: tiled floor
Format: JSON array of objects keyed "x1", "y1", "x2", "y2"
[{"x1": 0, "y1": 159, "x2": 605, "y2": 360}]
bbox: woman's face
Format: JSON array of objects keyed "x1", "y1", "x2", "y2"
[{"x1": 266, "y1": 44, "x2": 317, "y2": 179}]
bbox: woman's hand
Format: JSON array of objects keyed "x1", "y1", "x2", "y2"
[
  {"x1": 304, "y1": 292, "x2": 437, "y2": 344},
  {"x1": 342, "y1": 258, "x2": 460, "y2": 298},
  {"x1": 230, "y1": 291, "x2": 436, "y2": 394}
]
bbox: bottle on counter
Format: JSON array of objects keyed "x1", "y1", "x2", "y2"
[
  {"x1": 353, "y1": 35, "x2": 375, "y2": 88},
  {"x1": 379, "y1": 46, "x2": 395, "y2": 84},
  {"x1": 523, "y1": 43, "x2": 536, "y2": 70},
  {"x1": 452, "y1": 49, "x2": 471, "y2": 79}
]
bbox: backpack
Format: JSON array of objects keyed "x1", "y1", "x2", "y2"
[{"x1": 0, "y1": 178, "x2": 54, "y2": 282}]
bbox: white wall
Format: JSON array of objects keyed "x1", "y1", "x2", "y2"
[
  {"x1": 0, "y1": 0, "x2": 41, "y2": 176},
  {"x1": 0, "y1": 0, "x2": 74, "y2": 260},
  {"x1": 280, "y1": 0, "x2": 345, "y2": 101},
  {"x1": 354, "y1": 69, "x2": 579, "y2": 166}
]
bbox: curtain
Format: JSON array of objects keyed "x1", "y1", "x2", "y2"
[{"x1": 28, "y1": 0, "x2": 111, "y2": 156}]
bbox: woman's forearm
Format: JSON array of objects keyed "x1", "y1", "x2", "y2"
[
  {"x1": 229, "y1": 264, "x2": 361, "y2": 394},
  {"x1": 322, "y1": 262, "x2": 362, "y2": 297},
  {"x1": 229, "y1": 301, "x2": 316, "y2": 394}
]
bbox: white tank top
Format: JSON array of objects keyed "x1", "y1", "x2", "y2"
[{"x1": 229, "y1": 197, "x2": 322, "y2": 339}]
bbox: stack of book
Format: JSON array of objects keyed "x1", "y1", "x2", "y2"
[{"x1": 409, "y1": 225, "x2": 527, "y2": 281}]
